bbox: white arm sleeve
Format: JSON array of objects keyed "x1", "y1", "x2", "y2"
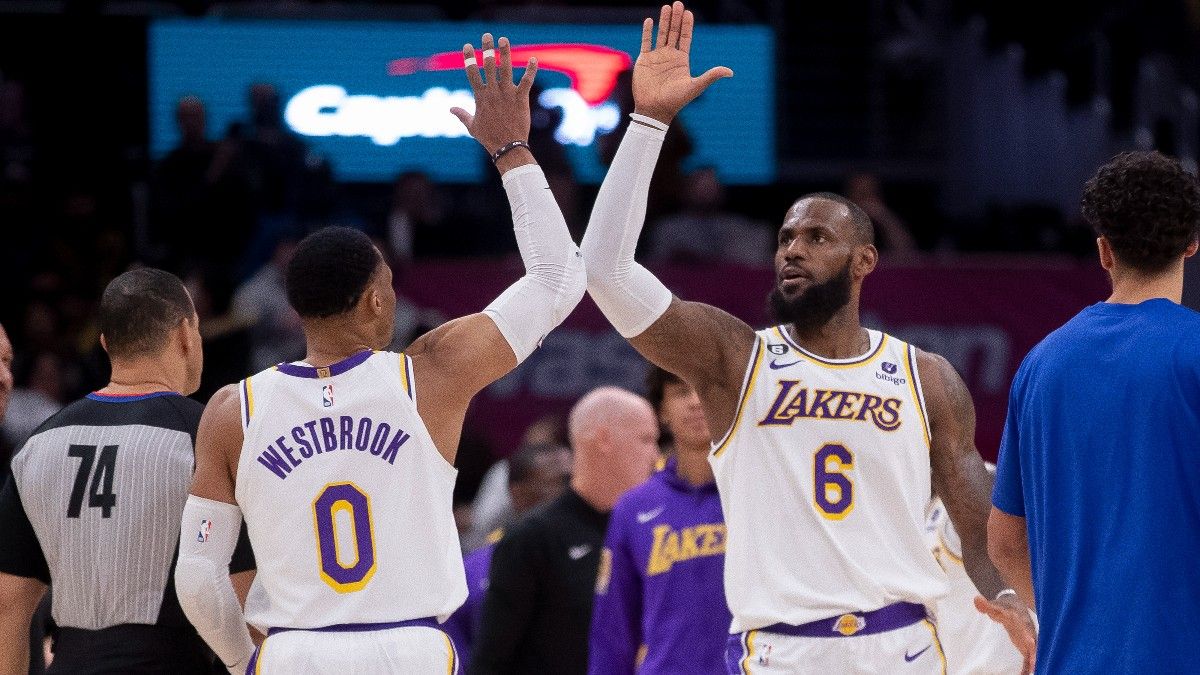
[
  {"x1": 580, "y1": 122, "x2": 674, "y2": 338},
  {"x1": 483, "y1": 164, "x2": 586, "y2": 363},
  {"x1": 175, "y1": 496, "x2": 255, "y2": 675}
]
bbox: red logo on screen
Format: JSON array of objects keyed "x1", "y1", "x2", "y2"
[{"x1": 388, "y1": 44, "x2": 631, "y2": 105}]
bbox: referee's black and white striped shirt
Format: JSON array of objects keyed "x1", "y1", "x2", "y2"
[{"x1": 0, "y1": 391, "x2": 253, "y2": 634}]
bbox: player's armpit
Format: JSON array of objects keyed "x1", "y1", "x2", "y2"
[
  {"x1": 190, "y1": 384, "x2": 242, "y2": 505},
  {"x1": 629, "y1": 298, "x2": 757, "y2": 442},
  {"x1": 407, "y1": 312, "x2": 516, "y2": 464},
  {"x1": 919, "y1": 350, "x2": 1006, "y2": 599}
]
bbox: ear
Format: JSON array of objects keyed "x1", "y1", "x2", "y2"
[
  {"x1": 1097, "y1": 237, "x2": 1115, "y2": 271},
  {"x1": 1185, "y1": 239, "x2": 1199, "y2": 259},
  {"x1": 99, "y1": 333, "x2": 109, "y2": 355},
  {"x1": 854, "y1": 244, "x2": 879, "y2": 279}
]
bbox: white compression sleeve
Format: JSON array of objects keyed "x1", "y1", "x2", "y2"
[
  {"x1": 483, "y1": 164, "x2": 586, "y2": 363},
  {"x1": 175, "y1": 496, "x2": 255, "y2": 675},
  {"x1": 580, "y1": 121, "x2": 674, "y2": 338}
]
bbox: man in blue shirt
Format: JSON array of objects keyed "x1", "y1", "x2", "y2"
[
  {"x1": 589, "y1": 367, "x2": 730, "y2": 674},
  {"x1": 986, "y1": 150, "x2": 1200, "y2": 673}
]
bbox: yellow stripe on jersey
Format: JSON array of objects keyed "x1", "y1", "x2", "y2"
[
  {"x1": 937, "y1": 530, "x2": 964, "y2": 565},
  {"x1": 740, "y1": 630, "x2": 758, "y2": 674},
  {"x1": 255, "y1": 637, "x2": 267, "y2": 674},
  {"x1": 773, "y1": 326, "x2": 890, "y2": 369},
  {"x1": 712, "y1": 338, "x2": 765, "y2": 458},
  {"x1": 923, "y1": 620, "x2": 948, "y2": 675},
  {"x1": 903, "y1": 345, "x2": 932, "y2": 447},
  {"x1": 442, "y1": 630, "x2": 457, "y2": 675},
  {"x1": 399, "y1": 353, "x2": 414, "y2": 400},
  {"x1": 244, "y1": 377, "x2": 255, "y2": 423}
]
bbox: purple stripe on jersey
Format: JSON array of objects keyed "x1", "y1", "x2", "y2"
[
  {"x1": 724, "y1": 633, "x2": 748, "y2": 674},
  {"x1": 85, "y1": 391, "x2": 181, "y2": 403},
  {"x1": 274, "y1": 350, "x2": 373, "y2": 379},
  {"x1": 244, "y1": 645, "x2": 259, "y2": 675},
  {"x1": 240, "y1": 379, "x2": 251, "y2": 427},
  {"x1": 760, "y1": 602, "x2": 927, "y2": 638},
  {"x1": 267, "y1": 617, "x2": 442, "y2": 636}
]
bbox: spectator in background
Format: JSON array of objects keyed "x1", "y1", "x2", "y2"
[
  {"x1": 648, "y1": 167, "x2": 771, "y2": 265},
  {"x1": 386, "y1": 172, "x2": 450, "y2": 261},
  {"x1": 0, "y1": 352, "x2": 64, "y2": 452},
  {"x1": 466, "y1": 413, "x2": 568, "y2": 552},
  {"x1": 444, "y1": 442, "x2": 572, "y2": 670},
  {"x1": 844, "y1": 171, "x2": 918, "y2": 253},
  {"x1": 471, "y1": 388, "x2": 659, "y2": 675},
  {"x1": 230, "y1": 239, "x2": 304, "y2": 372},
  {"x1": 588, "y1": 367, "x2": 730, "y2": 675}
]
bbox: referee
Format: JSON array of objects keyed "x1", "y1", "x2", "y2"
[{"x1": 0, "y1": 269, "x2": 253, "y2": 674}]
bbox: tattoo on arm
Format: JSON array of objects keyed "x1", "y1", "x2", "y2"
[{"x1": 922, "y1": 350, "x2": 1007, "y2": 599}]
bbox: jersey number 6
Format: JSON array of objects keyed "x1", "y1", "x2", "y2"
[
  {"x1": 313, "y1": 482, "x2": 378, "y2": 593},
  {"x1": 814, "y1": 443, "x2": 854, "y2": 520}
]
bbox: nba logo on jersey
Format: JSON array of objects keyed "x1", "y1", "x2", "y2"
[
  {"x1": 197, "y1": 519, "x2": 212, "y2": 543},
  {"x1": 322, "y1": 384, "x2": 334, "y2": 408}
]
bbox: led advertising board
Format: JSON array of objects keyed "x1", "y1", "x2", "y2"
[{"x1": 149, "y1": 20, "x2": 774, "y2": 183}]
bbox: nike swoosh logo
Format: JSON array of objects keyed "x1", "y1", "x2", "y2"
[
  {"x1": 769, "y1": 359, "x2": 802, "y2": 370},
  {"x1": 904, "y1": 645, "x2": 931, "y2": 662},
  {"x1": 636, "y1": 507, "x2": 665, "y2": 524},
  {"x1": 568, "y1": 545, "x2": 593, "y2": 560}
]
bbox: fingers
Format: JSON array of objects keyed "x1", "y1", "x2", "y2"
[
  {"x1": 640, "y1": 17, "x2": 653, "y2": 54},
  {"x1": 462, "y1": 43, "x2": 483, "y2": 91},
  {"x1": 656, "y1": 4, "x2": 670, "y2": 48},
  {"x1": 517, "y1": 57, "x2": 539, "y2": 95},
  {"x1": 667, "y1": 1, "x2": 684, "y2": 48},
  {"x1": 449, "y1": 107, "x2": 473, "y2": 129},
  {"x1": 481, "y1": 33, "x2": 497, "y2": 86},
  {"x1": 498, "y1": 36, "x2": 513, "y2": 86},
  {"x1": 679, "y1": 9, "x2": 694, "y2": 52},
  {"x1": 688, "y1": 65, "x2": 734, "y2": 99}
]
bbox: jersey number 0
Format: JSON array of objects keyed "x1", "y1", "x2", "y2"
[{"x1": 313, "y1": 482, "x2": 378, "y2": 593}]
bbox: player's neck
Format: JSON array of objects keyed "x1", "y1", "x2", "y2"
[
  {"x1": 1106, "y1": 264, "x2": 1184, "y2": 305},
  {"x1": 302, "y1": 332, "x2": 375, "y2": 368},
  {"x1": 786, "y1": 305, "x2": 869, "y2": 360},
  {"x1": 102, "y1": 360, "x2": 180, "y2": 395},
  {"x1": 674, "y1": 446, "x2": 714, "y2": 487}
]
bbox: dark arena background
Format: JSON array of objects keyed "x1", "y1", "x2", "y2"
[{"x1": 0, "y1": 1, "x2": 1198, "y2": 671}]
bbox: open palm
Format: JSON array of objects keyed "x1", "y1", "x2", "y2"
[{"x1": 632, "y1": 2, "x2": 733, "y2": 123}]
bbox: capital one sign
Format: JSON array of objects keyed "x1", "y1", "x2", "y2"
[{"x1": 284, "y1": 44, "x2": 629, "y2": 147}]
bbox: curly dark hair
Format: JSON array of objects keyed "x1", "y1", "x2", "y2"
[
  {"x1": 286, "y1": 226, "x2": 380, "y2": 318},
  {"x1": 1081, "y1": 151, "x2": 1200, "y2": 273}
]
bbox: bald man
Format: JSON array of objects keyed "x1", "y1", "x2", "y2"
[{"x1": 471, "y1": 387, "x2": 661, "y2": 675}]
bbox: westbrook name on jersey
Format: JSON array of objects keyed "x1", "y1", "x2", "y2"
[{"x1": 235, "y1": 350, "x2": 467, "y2": 632}]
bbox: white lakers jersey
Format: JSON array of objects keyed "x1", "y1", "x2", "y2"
[
  {"x1": 926, "y1": 499, "x2": 1022, "y2": 674},
  {"x1": 710, "y1": 327, "x2": 948, "y2": 633},
  {"x1": 235, "y1": 350, "x2": 466, "y2": 631}
]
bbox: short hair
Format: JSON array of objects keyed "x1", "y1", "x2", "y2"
[
  {"x1": 1081, "y1": 151, "x2": 1200, "y2": 273},
  {"x1": 98, "y1": 268, "x2": 195, "y2": 360},
  {"x1": 796, "y1": 192, "x2": 875, "y2": 246},
  {"x1": 645, "y1": 365, "x2": 685, "y2": 414},
  {"x1": 286, "y1": 226, "x2": 380, "y2": 318},
  {"x1": 508, "y1": 443, "x2": 568, "y2": 486}
]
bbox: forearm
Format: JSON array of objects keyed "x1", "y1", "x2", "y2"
[
  {"x1": 482, "y1": 162, "x2": 586, "y2": 363},
  {"x1": 175, "y1": 496, "x2": 256, "y2": 674},
  {"x1": 0, "y1": 612, "x2": 31, "y2": 674},
  {"x1": 988, "y1": 511, "x2": 1036, "y2": 607},
  {"x1": 580, "y1": 118, "x2": 674, "y2": 338}
]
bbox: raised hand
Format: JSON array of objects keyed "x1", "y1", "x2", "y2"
[
  {"x1": 632, "y1": 1, "x2": 733, "y2": 124},
  {"x1": 974, "y1": 594, "x2": 1038, "y2": 675},
  {"x1": 451, "y1": 33, "x2": 539, "y2": 156}
]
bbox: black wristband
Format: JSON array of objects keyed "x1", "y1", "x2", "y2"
[{"x1": 491, "y1": 140, "x2": 531, "y2": 163}]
